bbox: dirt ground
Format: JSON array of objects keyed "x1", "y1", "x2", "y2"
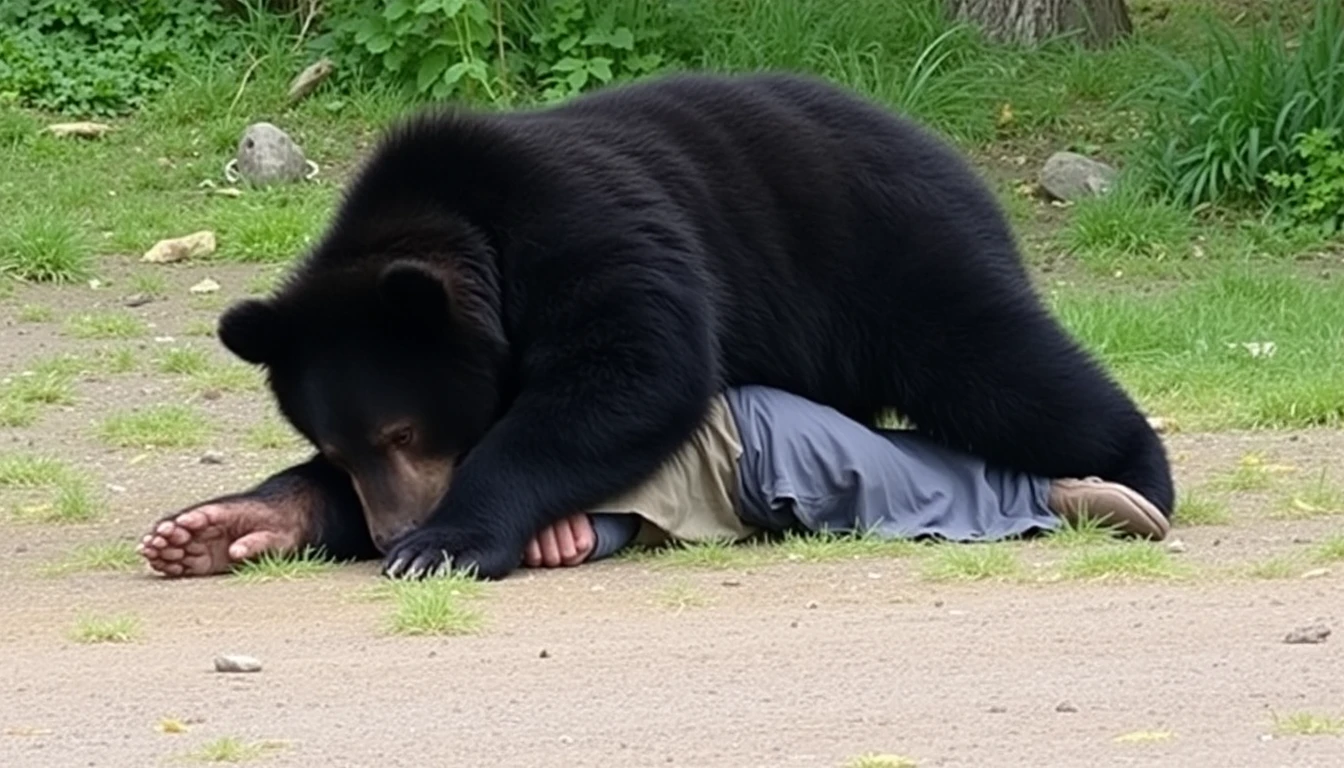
[{"x1": 1, "y1": 261, "x2": 1342, "y2": 767}]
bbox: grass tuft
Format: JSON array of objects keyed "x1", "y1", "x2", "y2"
[
  {"x1": 1273, "y1": 471, "x2": 1344, "y2": 520},
  {"x1": 921, "y1": 544, "x2": 1020, "y2": 582},
  {"x1": 64, "y1": 311, "x2": 148, "y2": 340},
  {"x1": 231, "y1": 547, "x2": 335, "y2": 583},
  {"x1": 99, "y1": 405, "x2": 210, "y2": 449},
  {"x1": 17, "y1": 304, "x2": 54, "y2": 322},
  {"x1": 1314, "y1": 535, "x2": 1344, "y2": 563},
  {"x1": 845, "y1": 755, "x2": 918, "y2": 768},
  {"x1": 70, "y1": 614, "x2": 140, "y2": 644},
  {"x1": 1174, "y1": 492, "x2": 1231, "y2": 527},
  {"x1": 655, "y1": 580, "x2": 710, "y2": 611},
  {"x1": 1043, "y1": 513, "x2": 1123, "y2": 548},
  {"x1": 0, "y1": 453, "x2": 68, "y2": 487},
  {"x1": 382, "y1": 572, "x2": 486, "y2": 636},
  {"x1": 42, "y1": 540, "x2": 140, "y2": 576},
  {"x1": 157, "y1": 347, "x2": 212, "y2": 375},
  {"x1": 186, "y1": 736, "x2": 285, "y2": 762},
  {"x1": 0, "y1": 212, "x2": 91, "y2": 283},
  {"x1": 1271, "y1": 711, "x2": 1344, "y2": 737},
  {"x1": 1061, "y1": 543, "x2": 1186, "y2": 581}
]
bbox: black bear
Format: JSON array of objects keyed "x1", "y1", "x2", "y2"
[{"x1": 203, "y1": 71, "x2": 1173, "y2": 580}]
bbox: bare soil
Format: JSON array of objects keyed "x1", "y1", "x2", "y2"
[{"x1": 2, "y1": 261, "x2": 1342, "y2": 768}]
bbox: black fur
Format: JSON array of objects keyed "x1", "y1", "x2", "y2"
[{"x1": 219, "y1": 71, "x2": 1174, "y2": 579}]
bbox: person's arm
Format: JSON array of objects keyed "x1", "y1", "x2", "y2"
[{"x1": 585, "y1": 513, "x2": 644, "y2": 562}]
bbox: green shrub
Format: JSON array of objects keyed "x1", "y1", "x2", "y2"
[
  {"x1": 1266, "y1": 128, "x2": 1344, "y2": 233},
  {"x1": 312, "y1": 0, "x2": 673, "y2": 105},
  {"x1": 1141, "y1": 0, "x2": 1344, "y2": 210},
  {"x1": 0, "y1": 0, "x2": 233, "y2": 115}
]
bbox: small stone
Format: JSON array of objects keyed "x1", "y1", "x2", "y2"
[
  {"x1": 123, "y1": 293, "x2": 153, "y2": 307},
  {"x1": 1040, "y1": 150, "x2": 1118, "y2": 202},
  {"x1": 789, "y1": 620, "x2": 799, "y2": 628},
  {"x1": 539, "y1": 649, "x2": 551, "y2": 659},
  {"x1": 1166, "y1": 539, "x2": 1187, "y2": 554},
  {"x1": 189, "y1": 278, "x2": 221, "y2": 294},
  {"x1": 106, "y1": 484, "x2": 126, "y2": 493},
  {"x1": 1055, "y1": 701, "x2": 1078, "y2": 713},
  {"x1": 1146, "y1": 416, "x2": 1171, "y2": 434},
  {"x1": 1301, "y1": 567, "x2": 1331, "y2": 579},
  {"x1": 287, "y1": 58, "x2": 335, "y2": 104},
  {"x1": 988, "y1": 705, "x2": 1007, "y2": 714},
  {"x1": 15, "y1": 544, "x2": 28, "y2": 554},
  {"x1": 200, "y1": 450, "x2": 225, "y2": 465},
  {"x1": 721, "y1": 579, "x2": 742, "y2": 587},
  {"x1": 558, "y1": 735, "x2": 574, "y2": 745},
  {"x1": 933, "y1": 600, "x2": 945, "y2": 608},
  {"x1": 142, "y1": 230, "x2": 216, "y2": 263},
  {"x1": 1284, "y1": 623, "x2": 1330, "y2": 645},
  {"x1": 214, "y1": 654, "x2": 262, "y2": 673},
  {"x1": 805, "y1": 600, "x2": 818, "y2": 609}
]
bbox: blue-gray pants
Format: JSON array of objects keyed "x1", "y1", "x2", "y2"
[{"x1": 587, "y1": 385, "x2": 1060, "y2": 560}]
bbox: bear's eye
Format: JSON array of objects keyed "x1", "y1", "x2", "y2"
[{"x1": 388, "y1": 426, "x2": 414, "y2": 448}]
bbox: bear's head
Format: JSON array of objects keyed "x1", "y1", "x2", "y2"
[{"x1": 216, "y1": 222, "x2": 509, "y2": 552}]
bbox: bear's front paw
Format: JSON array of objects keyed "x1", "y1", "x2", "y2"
[{"x1": 380, "y1": 526, "x2": 521, "y2": 581}]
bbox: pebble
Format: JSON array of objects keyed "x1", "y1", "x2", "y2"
[
  {"x1": 988, "y1": 705, "x2": 1007, "y2": 714},
  {"x1": 200, "y1": 450, "x2": 226, "y2": 465},
  {"x1": 721, "y1": 579, "x2": 742, "y2": 587},
  {"x1": 1166, "y1": 539, "x2": 1187, "y2": 554},
  {"x1": 1055, "y1": 701, "x2": 1078, "y2": 713},
  {"x1": 123, "y1": 293, "x2": 153, "y2": 308},
  {"x1": 214, "y1": 654, "x2": 262, "y2": 673},
  {"x1": 189, "y1": 278, "x2": 221, "y2": 294},
  {"x1": 1301, "y1": 568, "x2": 1332, "y2": 580},
  {"x1": 805, "y1": 600, "x2": 818, "y2": 609},
  {"x1": 539, "y1": 649, "x2": 551, "y2": 659},
  {"x1": 142, "y1": 230, "x2": 216, "y2": 263},
  {"x1": 1283, "y1": 623, "x2": 1331, "y2": 645}
]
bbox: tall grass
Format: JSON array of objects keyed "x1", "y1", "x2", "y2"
[{"x1": 1141, "y1": 0, "x2": 1344, "y2": 209}]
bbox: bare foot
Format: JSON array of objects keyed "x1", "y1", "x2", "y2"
[{"x1": 137, "y1": 499, "x2": 307, "y2": 578}]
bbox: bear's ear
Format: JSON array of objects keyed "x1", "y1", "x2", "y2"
[
  {"x1": 218, "y1": 299, "x2": 286, "y2": 365},
  {"x1": 377, "y1": 259, "x2": 453, "y2": 326}
]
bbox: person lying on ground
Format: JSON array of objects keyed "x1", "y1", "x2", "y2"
[{"x1": 138, "y1": 385, "x2": 1169, "y2": 578}]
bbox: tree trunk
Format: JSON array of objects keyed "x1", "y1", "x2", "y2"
[{"x1": 948, "y1": 0, "x2": 1133, "y2": 48}]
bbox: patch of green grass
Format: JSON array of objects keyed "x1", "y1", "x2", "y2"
[
  {"x1": 0, "y1": 453, "x2": 68, "y2": 487},
  {"x1": 157, "y1": 347, "x2": 211, "y2": 375},
  {"x1": 244, "y1": 419, "x2": 299, "y2": 450},
  {"x1": 0, "y1": 212, "x2": 91, "y2": 283},
  {"x1": 1042, "y1": 513, "x2": 1123, "y2": 548},
  {"x1": 845, "y1": 755, "x2": 918, "y2": 768},
  {"x1": 1062, "y1": 177, "x2": 1193, "y2": 273},
  {"x1": 183, "y1": 319, "x2": 216, "y2": 337},
  {"x1": 186, "y1": 736, "x2": 285, "y2": 762},
  {"x1": 1273, "y1": 470, "x2": 1344, "y2": 520},
  {"x1": 921, "y1": 544, "x2": 1020, "y2": 582},
  {"x1": 128, "y1": 271, "x2": 168, "y2": 298},
  {"x1": 1314, "y1": 535, "x2": 1344, "y2": 563},
  {"x1": 383, "y1": 572, "x2": 486, "y2": 636},
  {"x1": 768, "y1": 528, "x2": 924, "y2": 562},
  {"x1": 99, "y1": 405, "x2": 210, "y2": 449},
  {"x1": 1244, "y1": 556, "x2": 1301, "y2": 580},
  {"x1": 10, "y1": 474, "x2": 101, "y2": 524},
  {"x1": 17, "y1": 304, "x2": 54, "y2": 322},
  {"x1": 41, "y1": 540, "x2": 140, "y2": 576},
  {"x1": 7, "y1": 371, "x2": 74, "y2": 406},
  {"x1": 1174, "y1": 491, "x2": 1231, "y2": 526},
  {"x1": 186, "y1": 363, "x2": 262, "y2": 394},
  {"x1": 1061, "y1": 543, "x2": 1187, "y2": 581},
  {"x1": 93, "y1": 347, "x2": 139, "y2": 374},
  {"x1": 618, "y1": 538, "x2": 759, "y2": 569},
  {"x1": 655, "y1": 580, "x2": 710, "y2": 611},
  {"x1": 1271, "y1": 711, "x2": 1344, "y2": 737},
  {"x1": 1053, "y1": 269, "x2": 1344, "y2": 431},
  {"x1": 69, "y1": 614, "x2": 140, "y2": 644},
  {"x1": 1214, "y1": 453, "x2": 1279, "y2": 492},
  {"x1": 64, "y1": 311, "x2": 148, "y2": 339},
  {"x1": 0, "y1": 395, "x2": 38, "y2": 427},
  {"x1": 231, "y1": 547, "x2": 335, "y2": 583}
]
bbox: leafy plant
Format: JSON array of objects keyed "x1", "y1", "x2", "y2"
[
  {"x1": 317, "y1": 0, "x2": 502, "y2": 102},
  {"x1": 1266, "y1": 128, "x2": 1344, "y2": 233},
  {"x1": 0, "y1": 0, "x2": 233, "y2": 115},
  {"x1": 525, "y1": 0, "x2": 664, "y2": 103}
]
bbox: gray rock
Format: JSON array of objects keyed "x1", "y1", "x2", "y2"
[
  {"x1": 1055, "y1": 701, "x2": 1078, "y2": 713},
  {"x1": 1040, "y1": 151, "x2": 1118, "y2": 202},
  {"x1": 214, "y1": 654, "x2": 262, "y2": 673},
  {"x1": 1284, "y1": 623, "x2": 1331, "y2": 645},
  {"x1": 226, "y1": 122, "x2": 316, "y2": 186},
  {"x1": 200, "y1": 450, "x2": 225, "y2": 465}
]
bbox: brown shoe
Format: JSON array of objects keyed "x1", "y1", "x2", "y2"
[{"x1": 1048, "y1": 477, "x2": 1171, "y2": 540}]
